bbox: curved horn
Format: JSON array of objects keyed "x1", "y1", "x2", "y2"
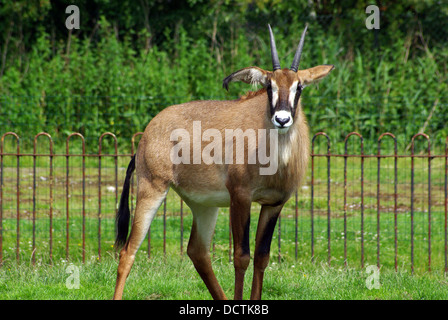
[
  {"x1": 268, "y1": 24, "x2": 281, "y2": 71},
  {"x1": 290, "y1": 24, "x2": 308, "y2": 72}
]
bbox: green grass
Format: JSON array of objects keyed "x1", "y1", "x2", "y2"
[
  {"x1": 1, "y1": 254, "x2": 447, "y2": 300},
  {"x1": 0, "y1": 201, "x2": 447, "y2": 300}
]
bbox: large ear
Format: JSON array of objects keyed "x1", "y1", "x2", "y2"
[
  {"x1": 222, "y1": 66, "x2": 270, "y2": 91},
  {"x1": 297, "y1": 65, "x2": 334, "y2": 88}
]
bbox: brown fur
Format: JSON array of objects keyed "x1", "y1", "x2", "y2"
[{"x1": 239, "y1": 88, "x2": 267, "y2": 101}]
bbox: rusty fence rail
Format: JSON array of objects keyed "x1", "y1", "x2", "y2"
[
  {"x1": 0, "y1": 131, "x2": 142, "y2": 265},
  {"x1": 0, "y1": 131, "x2": 447, "y2": 274}
]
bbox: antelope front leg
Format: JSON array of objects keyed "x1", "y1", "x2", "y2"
[
  {"x1": 250, "y1": 204, "x2": 283, "y2": 300},
  {"x1": 229, "y1": 190, "x2": 252, "y2": 300}
]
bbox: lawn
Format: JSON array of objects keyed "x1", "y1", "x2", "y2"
[{"x1": 0, "y1": 254, "x2": 447, "y2": 300}]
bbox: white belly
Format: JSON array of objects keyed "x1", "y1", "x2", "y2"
[{"x1": 173, "y1": 187, "x2": 231, "y2": 207}]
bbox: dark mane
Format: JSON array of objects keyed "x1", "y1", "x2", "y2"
[{"x1": 238, "y1": 88, "x2": 267, "y2": 101}]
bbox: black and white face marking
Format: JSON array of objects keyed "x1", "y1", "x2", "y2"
[{"x1": 269, "y1": 79, "x2": 302, "y2": 134}]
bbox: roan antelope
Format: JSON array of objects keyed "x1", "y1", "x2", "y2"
[{"x1": 113, "y1": 24, "x2": 334, "y2": 300}]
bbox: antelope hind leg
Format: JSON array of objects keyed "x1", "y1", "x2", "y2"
[{"x1": 113, "y1": 179, "x2": 168, "y2": 300}]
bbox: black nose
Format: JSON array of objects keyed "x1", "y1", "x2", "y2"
[{"x1": 275, "y1": 115, "x2": 290, "y2": 127}]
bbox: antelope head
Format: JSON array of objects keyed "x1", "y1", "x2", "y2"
[{"x1": 223, "y1": 24, "x2": 334, "y2": 133}]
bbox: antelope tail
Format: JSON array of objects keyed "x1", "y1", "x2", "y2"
[{"x1": 115, "y1": 154, "x2": 136, "y2": 249}]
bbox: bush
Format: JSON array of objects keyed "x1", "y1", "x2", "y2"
[{"x1": 0, "y1": 1, "x2": 447, "y2": 153}]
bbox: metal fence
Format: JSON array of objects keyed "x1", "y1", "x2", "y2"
[{"x1": 0, "y1": 131, "x2": 447, "y2": 274}]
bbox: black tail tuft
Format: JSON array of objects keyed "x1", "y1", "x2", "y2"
[{"x1": 115, "y1": 154, "x2": 136, "y2": 249}]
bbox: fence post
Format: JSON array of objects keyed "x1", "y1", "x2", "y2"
[
  {"x1": 163, "y1": 198, "x2": 167, "y2": 257},
  {"x1": 66, "y1": 133, "x2": 86, "y2": 262},
  {"x1": 445, "y1": 136, "x2": 448, "y2": 274},
  {"x1": 99, "y1": 132, "x2": 118, "y2": 262},
  {"x1": 33, "y1": 133, "x2": 54, "y2": 264},
  {"x1": 294, "y1": 191, "x2": 298, "y2": 261},
  {"x1": 344, "y1": 132, "x2": 364, "y2": 268},
  {"x1": 378, "y1": 133, "x2": 398, "y2": 271},
  {"x1": 311, "y1": 132, "x2": 331, "y2": 265},
  {"x1": 410, "y1": 133, "x2": 431, "y2": 273},
  {"x1": 180, "y1": 199, "x2": 184, "y2": 257},
  {"x1": 1, "y1": 133, "x2": 20, "y2": 263},
  {"x1": 1, "y1": 132, "x2": 20, "y2": 263},
  {"x1": 278, "y1": 211, "x2": 281, "y2": 263}
]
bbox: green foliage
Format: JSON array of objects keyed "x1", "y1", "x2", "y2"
[{"x1": 0, "y1": 1, "x2": 447, "y2": 152}]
